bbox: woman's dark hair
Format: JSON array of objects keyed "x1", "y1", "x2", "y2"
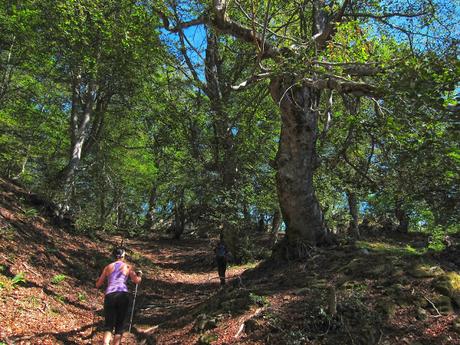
[{"x1": 113, "y1": 248, "x2": 126, "y2": 259}]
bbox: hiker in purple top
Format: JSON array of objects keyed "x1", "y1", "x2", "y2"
[{"x1": 96, "y1": 248, "x2": 142, "y2": 345}]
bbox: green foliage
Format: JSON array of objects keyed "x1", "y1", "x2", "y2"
[
  {"x1": 55, "y1": 294, "x2": 66, "y2": 304},
  {"x1": 197, "y1": 333, "x2": 218, "y2": 344},
  {"x1": 23, "y1": 207, "x2": 39, "y2": 218},
  {"x1": 0, "y1": 225, "x2": 15, "y2": 240},
  {"x1": 427, "y1": 226, "x2": 449, "y2": 252},
  {"x1": 1, "y1": 271, "x2": 27, "y2": 291},
  {"x1": 51, "y1": 274, "x2": 66, "y2": 285},
  {"x1": 11, "y1": 272, "x2": 26, "y2": 286},
  {"x1": 77, "y1": 292, "x2": 86, "y2": 302},
  {"x1": 249, "y1": 292, "x2": 270, "y2": 307}
]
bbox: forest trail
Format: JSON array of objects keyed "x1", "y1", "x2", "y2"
[{"x1": 97, "y1": 236, "x2": 251, "y2": 345}]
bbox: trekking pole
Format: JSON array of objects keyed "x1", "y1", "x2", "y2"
[
  {"x1": 128, "y1": 283, "x2": 139, "y2": 333},
  {"x1": 90, "y1": 291, "x2": 98, "y2": 345}
]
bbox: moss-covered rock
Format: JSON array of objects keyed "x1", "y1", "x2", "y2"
[
  {"x1": 193, "y1": 314, "x2": 218, "y2": 332},
  {"x1": 408, "y1": 264, "x2": 445, "y2": 278},
  {"x1": 338, "y1": 258, "x2": 364, "y2": 276},
  {"x1": 376, "y1": 299, "x2": 397, "y2": 319},
  {"x1": 366, "y1": 263, "x2": 388, "y2": 278},
  {"x1": 388, "y1": 284, "x2": 412, "y2": 306},
  {"x1": 432, "y1": 278, "x2": 452, "y2": 296},
  {"x1": 244, "y1": 318, "x2": 262, "y2": 333},
  {"x1": 431, "y1": 296, "x2": 453, "y2": 315},
  {"x1": 453, "y1": 317, "x2": 460, "y2": 334},
  {"x1": 197, "y1": 333, "x2": 218, "y2": 345},
  {"x1": 432, "y1": 272, "x2": 460, "y2": 307},
  {"x1": 446, "y1": 272, "x2": 460, "y2": 307},
  {"x1": 412, "y1": 296, "x2": 429, "y2": 308},
  {"x1": 415, "y1": 307, "x2": 428, "y2": 321}
]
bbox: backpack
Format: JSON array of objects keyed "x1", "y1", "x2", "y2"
[{"x1": 216, "y1": 243, "x2": 226, "y2": 257}]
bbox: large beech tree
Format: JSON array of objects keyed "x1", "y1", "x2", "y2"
[{"x1": 159, "y1": 0, "x2": 457, "y2": 254}]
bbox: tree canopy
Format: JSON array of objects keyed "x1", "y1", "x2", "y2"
[{"x1": 0, "y1": 0, "x2": 458, "y2": 259}]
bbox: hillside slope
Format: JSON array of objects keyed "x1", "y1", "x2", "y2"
[{"x1": 0, "y1": 178, "x2": 118, "y2": 344}]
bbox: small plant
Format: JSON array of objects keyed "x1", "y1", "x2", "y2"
[
  {"x1": 23, "y1": 208, "x2": 39, "y2": 218},
  {"x1": 198, "y1": 333, "x2": 218, "y2": 344},
  {"x1": 46, "y1": 246, "x2": 59, "y2": 254},
  {"x1": 0, "y1": 225, "x2": 15, "y2": 240},
  {"x1": 24, "y1": 296, "x2": 41, "y2": 309},
  {"x1": 249, "y1": 292, "x2": 270, "y2": 307},
  {"x1": 78, "y1": 292, "x2": 87, "y2": 302},
  {"x1": 11, "y1": 272, "x2": 26, "y2": 286},
  {"x1": 55, "y1": 294, "x2": 66, "y2": 304},
  {"x1": 51, "y1": 274, "x2": 66, "y2": 285}
]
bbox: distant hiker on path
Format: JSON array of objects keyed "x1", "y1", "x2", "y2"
[
  {"x1": 96, "y1": 248, "x2": 142, "y2": 345},
  {"x1": 215, "y1": 233, "x2": 230, "y2": 286}
]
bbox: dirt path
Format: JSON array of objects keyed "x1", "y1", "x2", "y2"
[{"x1": 91, "y1": 236, "x2": 248, "y2": 345}]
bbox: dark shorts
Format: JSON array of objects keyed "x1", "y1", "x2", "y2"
[
  {"x1": 216, "y1": 256, "x2": 227, "y2": 278},
  {"x1": 104, "y1": 291, "x2": 130, "y2": 334}
]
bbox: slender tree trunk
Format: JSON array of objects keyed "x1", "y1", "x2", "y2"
[
  {"x1": 270, "y1": 208, "x2": 282, "y2": 246},
  {"x1": 173, "y1": 196, "x2": 186, "y2": 240},
  {"x1": 144, "y1": 186, "x2": 157, "y2": 230},
  {"x1": 99, "y1": 192, "x2": 106, "y2": 229},
  {"x1": 0, "y1": 35, "x2": 15, "y2": 106},
  {"x1": 395, "y1": 199, "x2": 409, "y2": 233},
  {"x1": 60, "y1": 78, "x2": 96, "y2": 200},
  {"x1": 346, "y1": 190, "x2": 360, "y2": 238},
  {"x1": 257, "y1": 216, "x2": 265, "y2": 232},
  {"x1": 270, "y1": 76, "x2": 329, "y2": 250},
  {"x1": 205, "y1": 32, "x2": 237, "y2": 189}
]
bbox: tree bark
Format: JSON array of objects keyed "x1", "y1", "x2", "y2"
[
  {"x1": 173, "y1": 193, "x2": 186, "y2": 239},
  {"x1": 205, "y1": 31, "x2": 236, "y2": 188},
  {"x1": 144, "y1": 186, "x2": 157, "y2": 230},
  {"x1": 60, "y1": 77, "x2": 96, "y2": 200},
  {"x1": 395, "y1": 199, "x2": 409, "y2": 233},
  {"x1": 270, "y1": 76, "x2": 329, "y2": 248},
  {"x1": 346, "y1": 190, "x2": 360, "y2": 238},
  {"x1": 270, "y1": 208, "x2": 282, "y2": 246}
]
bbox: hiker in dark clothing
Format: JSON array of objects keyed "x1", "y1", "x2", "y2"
[
  {"x1": 215, "y1": 234, "x2": 229, "y2": 286},
  {"x1": 96, "y1": 248, "x2": 142, "y2": 345}
]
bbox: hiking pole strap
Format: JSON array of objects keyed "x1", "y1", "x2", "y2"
[{"x1": 128, "y1": 284, "x2": 139, "y2": 333}]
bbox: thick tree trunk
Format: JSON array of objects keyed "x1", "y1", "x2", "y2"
[
  {"x1": 270, "y1": 76, "x2": 329, "y2": 249},
  {"x1": 346, "y1": 190, "x2": 360, "y2": 238}
]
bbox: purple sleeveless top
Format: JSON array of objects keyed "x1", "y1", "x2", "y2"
[{"x1": 105, "y1": 261, "x2": 129, "y2": 295}]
